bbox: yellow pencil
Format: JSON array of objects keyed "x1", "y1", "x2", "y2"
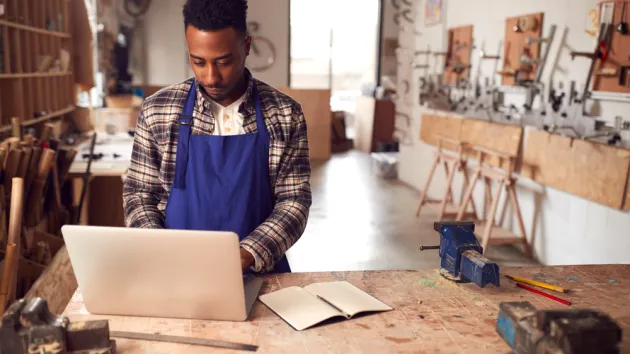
[{"x1": 505, "y1": 274, "x2": 570, "y2": 293}]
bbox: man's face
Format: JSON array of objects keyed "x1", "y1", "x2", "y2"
[{"x1": 185, "y1": 25, "x2": 250, "y2": 104}]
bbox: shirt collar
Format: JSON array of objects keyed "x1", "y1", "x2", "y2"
[{"x1": 195, "y1": 68, "x2": 256, "y2": 116}]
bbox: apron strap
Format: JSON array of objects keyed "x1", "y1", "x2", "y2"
[{"x1": 173, "y1": 79, "x2": 197, "y2": 189}]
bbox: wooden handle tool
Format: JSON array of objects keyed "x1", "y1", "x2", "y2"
[
  {"x1": 11, "y1": 117, "x2": 21, "y2": 140},
  {"x1": 16, "y1": 147, "x2": 33, "y2": 179},
  {"x1": 7, "y1": 178, "x2": 24, "y2": 305},
  {"x1": 0, "y1": 242, "x2": 18, "y2": 314},
  {"x1": 3, "y1": 149, "x2": 23, "y2": 200},
  {"x1": 24, "y1": 149, "x2": 55, "y2": 227},
  {"x1": 40, "y1": 123, "x2": 55, "y2": 142},
  {"x1": 24, "y1": 147, "x2": 41, "y2": 197},
  {"x1": 23, "y1": 135, "x2": 35, "y2": 146},
  {"x1": 58, "y1": 147, "x2": 77, "y2": 185}
]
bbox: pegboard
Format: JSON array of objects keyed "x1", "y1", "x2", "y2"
[
  {"x1": 591, "y1": 1, "x2": 630, "y2": 94},
  {"x1": 444, "y1": 25, "x2": 473, "y2": 85},
  {"x1": 501, "y1": 12, "x2": 545, "y2": 86}
]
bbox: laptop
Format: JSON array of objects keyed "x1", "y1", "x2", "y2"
[{"x1": 61, "y1": 225, "x2": 263, "y2": 321}]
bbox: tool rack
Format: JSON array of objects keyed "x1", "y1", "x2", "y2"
[
  {"x1": 444, "y1": 25, "x2": 473, "y2": 85},
  {"x1": 0, "y1": 0, "x2": 75, "y2": 137}
]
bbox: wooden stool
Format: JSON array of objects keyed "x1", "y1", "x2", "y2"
[
  {"x1": 455, "y1": 146, "x2": 531, "y2": 258},
  {"x1": 416, "y1": 135, "x2": 478, "y2": 221}
]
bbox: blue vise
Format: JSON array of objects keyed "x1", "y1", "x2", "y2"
[{"x1": 433, "y1": 221, "x2": 500, "y2": 288}]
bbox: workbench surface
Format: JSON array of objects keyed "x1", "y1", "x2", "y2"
[{"x1": 63, "y1": 265, "x2": 630, "y2": 353}]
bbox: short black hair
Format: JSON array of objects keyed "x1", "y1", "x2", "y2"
[{"x1": 183, "y1": 0, "x2": 248, "y2": 34}]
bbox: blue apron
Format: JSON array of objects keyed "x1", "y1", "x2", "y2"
[{"x1": 164, "y1": 79, "x2": 291, "y2": 274}]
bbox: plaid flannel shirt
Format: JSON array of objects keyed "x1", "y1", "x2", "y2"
[{"x1": 122, "y1": 70, "x2": 312, "y2": 273}]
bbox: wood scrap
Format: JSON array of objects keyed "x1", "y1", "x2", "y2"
[{"x1": 25, "y1": 149, "x2": 55, "y2": 227}]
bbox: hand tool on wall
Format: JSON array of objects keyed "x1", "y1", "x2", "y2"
[
  {"x1": 0, "y1": 297, "x2": 116, "y2": 353},
  {"x1": 421, "y1": 221, "x2": 500, "y2": 288},
  {"x1": 496, "y1": 301, "x2": 622, "y2": 354},
  {"x1": 618, "y1": 2, "x2": 628, "y2": 35},
  {"x1": 570, "y1": 23, "x2": 613, "y2": 115},
  {"x1": 24, "y1": 149, "x2": 56, "y2": 227}
]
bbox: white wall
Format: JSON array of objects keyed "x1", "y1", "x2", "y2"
[
  {"x1": 398, "y1": 0, "x2": 630, "y2": 265},
  {"x1": 142, "y1": 0, "x2": 289, "y2": 87}
]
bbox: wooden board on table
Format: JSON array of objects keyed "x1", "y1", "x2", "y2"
[
  {"x1": 279, "y1": 88, "x2": 331, "y2": 160},
  {"x1": 419, "y1": 114, "x2": 462, "y2": 151},
  {"x1": 502, "y1": 12, "x2": 544, "y2": 86},
  {"x1": 460, "y1": 118, "x2": 523, "y2": 169},
  {"x1": 592, "y1": 2, "x2": 630, "y2": 94},
  {"x1": 25, "y1": 247, "x2": 77, "y2": 315},
  {"x1": 523, "y1": 129, "x2": 630, "y2": 209},
  {"x1": 62, "y1": 265, "x2": 630, "y2": 353},
  {"x1": 444, "y1": 25, "x2": 473, "y2": 85}
]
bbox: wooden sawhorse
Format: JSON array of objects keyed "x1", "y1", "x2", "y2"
[
  {"x1": 416, "y1": 135, "x2": 477, "y2": 221},
  {"x1": 455, "y1": 145, "x2": 531, "y2": 257}
]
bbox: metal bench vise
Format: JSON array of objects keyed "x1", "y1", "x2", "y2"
[
  {"x1": 430, "y1": 221, "x2": 500, "y2": 288},
  {"x1": 0, "y1": 297, "x2": 116, "y2": 354},
  {"x1": 496, "y1": 301, "x2": 622, "y2": 354}
]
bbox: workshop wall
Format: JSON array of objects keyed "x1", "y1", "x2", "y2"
[
  {"x1": 398, "y1": 0, "x2": 630, "y2": 265},
  {"x1": 142, "y1": 0, "x2": 290, "y2": 87}
]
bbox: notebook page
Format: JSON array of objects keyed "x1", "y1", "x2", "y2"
[
  {"x1": 303, "y1": 281, "x2": 393, "y2": 317},
  {"x1": 258, "y1": 286, "x2": 345, "y2": 331}
]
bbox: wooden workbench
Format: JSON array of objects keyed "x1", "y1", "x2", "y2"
[{"x1": 62, "y1": 265, "x2": 630, "y2": 353}]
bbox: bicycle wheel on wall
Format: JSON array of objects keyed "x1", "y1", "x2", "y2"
[{"x1": 247, "y1": 36, "x2": 276, "y2": 72}]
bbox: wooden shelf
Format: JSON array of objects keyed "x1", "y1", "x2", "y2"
[
  {"x1": 0, "y1": 19, "x2": 70, "y2": 39},
  {"x1": 0, "y1": 106, "x2": 75, "y2": 133},
  {"x1": 0, "y1": 72, "x2": 73, "y2": 79}
]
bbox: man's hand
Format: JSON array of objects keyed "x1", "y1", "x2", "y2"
[{"x1": 240, "y1": 247, "x2": 255, "y2": 271}]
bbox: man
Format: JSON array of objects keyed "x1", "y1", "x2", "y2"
[{"x1": 122, "y1": 0, "x2": 311, "y2": 274}]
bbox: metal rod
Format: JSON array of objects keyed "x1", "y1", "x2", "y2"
[{"x1": 420, "y1": 245, "x2": 440, "y2": 251}]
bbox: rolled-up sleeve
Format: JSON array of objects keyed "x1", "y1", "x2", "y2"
[{"x1": 123, "y1": 105, "x2": 165, "y2": 228}]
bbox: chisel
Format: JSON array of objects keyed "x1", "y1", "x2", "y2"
[{"x1": 109, "y1": 331, "x2": 259, "y2": 352}]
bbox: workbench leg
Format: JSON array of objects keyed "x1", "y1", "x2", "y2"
[
  {"x1": 456, "y1": 168, "x2": 481, "y2": 221},
  {"x1": 438, "y1": 160, "x2": 458, "y2": 221},
  {"x1": 507, "y1": 183, "x2": 531, "y2": 258},
  {"x1": 481, "y1": 180, "x2": 504, "y2": 253},
  {"x1": 416, "y1": 155, "x2": 440, "y2": 217},
  {"x1": 72, "y1": 177, "x2": 90, "y2": 226},
  {"x1": 460, "y1": 164, "x2": 478, "y2": 220}
]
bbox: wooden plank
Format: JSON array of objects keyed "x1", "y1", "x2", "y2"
[
  {"x1": 62, "y1": 265, "x2": 630, "y2": 353},
  {"x1": 523, "y1": 129, "x2": 630, "y2": 209},
  {"x1": 570, "y1": 139, "x2": 630, "y2": 209},
  {"x1": 502, "y1": 12, "x2": 544, "y2": 86},
  {"x1": 419, "y1": 114, "x2": 462, "y2": 151},
  {"x1": 460, "y1": 118, "x2": 523, "y2": 169},
  {"x1": 353, "y1": 95, "x2": 376, "y2": 153},
  {"x1": 24, "y1": 246, "x2": 77, "y2": 315},
  {"x1": 278, "y1": 88, "x2": 331, "y2": 160}
]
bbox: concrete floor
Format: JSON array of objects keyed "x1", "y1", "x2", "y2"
[{"x1": 286, "y1": 150, "x2": 539, "y2": 272}]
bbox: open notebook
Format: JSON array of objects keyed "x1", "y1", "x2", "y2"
[{"x1": 258, "y1": 281, "x2": 393, "y2": 330}]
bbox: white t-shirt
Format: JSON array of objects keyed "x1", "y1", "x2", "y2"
[{"x1": 203, "y1": 91, "x2": 247, "y2": 136}]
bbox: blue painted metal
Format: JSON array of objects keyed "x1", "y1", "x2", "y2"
[{"x1": 434, "y1": 221, "x2": 500, "y2": 288}]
